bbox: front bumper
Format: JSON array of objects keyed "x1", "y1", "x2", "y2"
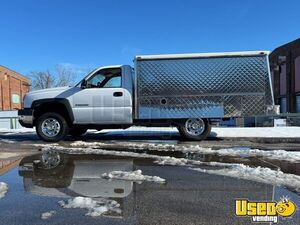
[{"x1": 18, "y1": 108, "x2": 34, "y2": 128}]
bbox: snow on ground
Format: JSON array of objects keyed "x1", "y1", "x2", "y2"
[
  {"x1": 190, "y1": 165, "x2": 300, "y2": 192},
  {"x1": 41, "y1": 211, "x2": 56, "y2": 220},
  {"x1": 59, "y1": 197, "x2": 121, "y2": 217},
  {"x1": 0, "y1": 138, "x2": 16, "y2": 144},
  {"x1": 69, "y1": 141, "x2": 300, "y2": 163},
  {"x1": 0, "y1": 182, "x2": 8, "y2": 199},
  {"x1": 0, "y1": 152, "x2": 21, "y2": 159},
  {"x1": 1, "y1": 126, "x2": 300, "y2": 138},
  {"x1": 87, "y1": 126, "x2": 300, "y2": 138},
  {"x1": 95, "y1": 126, "x2": 300, "y2": 138},
  {"x1": 0, "y1": 128, "x2": 35, "y2": 134},
  {"x1": 30, "y1": 143, "x2": 59, "y2": 148},
  {"x1": 208, "y1": 148, "x2": 300, "y2": 162},
  {"x1": 212, "y1": 127, "x2": 300, "y2": 138},
  {"x1": 102, "y1": 170, "x2": 166, "y2": 183}
]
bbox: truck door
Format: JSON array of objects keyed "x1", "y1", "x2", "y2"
[{"x1": 72, "y1": 66, "x2": 132, "y2": 124}]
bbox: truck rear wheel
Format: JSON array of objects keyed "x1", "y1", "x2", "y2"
[
  {"x1": 177, "y1": 118, "x2": 211, "y2": 141},
  {"x1": 36, "y1": 112, "x2": 69, "y2": 142}
]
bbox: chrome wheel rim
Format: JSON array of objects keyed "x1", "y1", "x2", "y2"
[
  {"x1": 41, "y1": 118, "x2": 61, "y2": 137},
  {"x1": 185, "y1": 118, "x2": 205, "y2": 136},
  {"x1": 41, "y1": 150, "x2": 61, "y2": 169}
]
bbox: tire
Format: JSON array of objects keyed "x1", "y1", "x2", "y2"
[
  {"x1": 36, "y1": 112, "x2": 69, "y2": 142},
  {"x1": 69, "y1": 127, "x2": 87, "y2": 137},
  {"x1": 177, "y1": 118, "x2": 211, "y2": 141}
]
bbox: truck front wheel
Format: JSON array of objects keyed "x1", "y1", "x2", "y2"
[
  {"x1": 177, "y1": 118, "x2": 211, "y2": 141},
  {"x1": 36, "y1": 112, "x2": 69, "y2": 142}
]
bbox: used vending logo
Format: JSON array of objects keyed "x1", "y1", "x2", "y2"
[{"x1": 235, "y1": 197, "x2": 296, "y2": 223}]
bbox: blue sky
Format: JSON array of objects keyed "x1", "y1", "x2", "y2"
[{"x1": 0, "y1": 0, "x2": 300, "y2": 78}]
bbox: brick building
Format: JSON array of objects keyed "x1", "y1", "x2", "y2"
[{"x1": 0, "y1": 65, "x2": 30, "y2": 110}]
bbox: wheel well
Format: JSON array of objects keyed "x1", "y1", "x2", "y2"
[{"x1": 33, "y1": 102, "x2": 72, "y2": 125}]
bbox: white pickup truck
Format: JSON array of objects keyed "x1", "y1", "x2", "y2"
[{"x1": 18, "y1": 51, "x2": 276, "y2": 142}]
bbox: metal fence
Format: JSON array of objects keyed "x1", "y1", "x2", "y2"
[{"x1": 0, "y1": 111, "x2": 22, "y2": 129}]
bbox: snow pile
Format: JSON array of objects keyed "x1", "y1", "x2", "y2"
[
  {"x1": 191, "y1": 165, "x2": 300, "y2": 192},
  {"x1": 68, "y1": 141, "x2": 300, "y2": 163},
  {"x1": 102, "y1": 170, "x2": 166, "y2": 183},
  {"x1": 58, "y1": 197, "x2": 121, "y2": 217},
  {"x1": 70, "y1": 141, "x2": 96, "y2": 147},
  {"x1": 41, "y1": 211, "x2": 56, "y2": 220},
  {"x1": 70, "y1": 141, "x2": 179, "y2": 150},
  {"x1": 0, "y1": 182, "x2": 8, "y2": 199},
  {"x1": 154, "y1": 157, "x2": 188, "y2": 166},
  {"x1": 30, "y1": 143, "x2": 59, "y2": 148},
  {"x1": 213, "y1": 148, "x2": 300, "y2": 162},
  {"x1": 154, "y1": 156, "x2": 242, "y2": 168}
]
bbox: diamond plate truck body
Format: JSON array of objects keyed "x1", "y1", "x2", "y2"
[{"x1": 135, "y1": 51, "x2": 275, "y2": 119}]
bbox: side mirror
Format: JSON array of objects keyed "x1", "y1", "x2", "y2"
[{"x1": 81, "y1": 80, "x2": 87, "y2": 89}]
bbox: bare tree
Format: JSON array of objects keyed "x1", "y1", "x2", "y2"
[
  {"x1": 29, "y1": 64, "x2": 83, "y2": 90},
  {"x1": 30, "y1": 71, "x2": 55, "y2": 90},
  {"x1": 55, "y1": 64, "x2": 78, "y2": 87}
]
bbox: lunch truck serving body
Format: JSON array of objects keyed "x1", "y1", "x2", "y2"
[{"x1": 18, "y1": 51, "x2": 277, "y2": 142}]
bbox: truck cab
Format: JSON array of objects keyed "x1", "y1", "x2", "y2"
[
  {"x1": 71, "y1": 65, "x2": 133, "y2": 124},
  {"x1": 18, "y1": 65, "x2": 136, "y2": 141}
]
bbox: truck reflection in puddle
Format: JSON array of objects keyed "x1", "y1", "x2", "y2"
[{"x1": 18, "y1": 150, "x2": 135, "y2": 218}]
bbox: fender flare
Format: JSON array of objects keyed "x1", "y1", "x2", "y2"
[{"x1": 32, "y1": 98, "x2": 74, "y2": 123}]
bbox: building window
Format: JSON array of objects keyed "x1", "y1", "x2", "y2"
[{"x1": 12, "y1": 94, "x2": 20, "y2": 104}]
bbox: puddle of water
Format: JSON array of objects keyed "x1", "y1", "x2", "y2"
[{"x1": 0, "y1": 152, "x2": 299, "y2": 225}]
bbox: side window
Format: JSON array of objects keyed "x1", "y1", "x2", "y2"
[
  {"x1": 86, "y1": 68, "x2": 122, "y2": 88},
  {"x1": 87, "y1": 73, "x2": 105, "y2": 87},
  {"x1": 104, "y1": 76, "x2": 121, "y2": 88}
]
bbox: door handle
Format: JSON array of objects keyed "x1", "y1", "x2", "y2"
[{"x1": 113, "y1": 92, "x2": 123, "y2": 97}]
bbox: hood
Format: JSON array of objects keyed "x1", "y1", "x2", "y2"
[
  {"x1": 23, "y1": 86, "x2": 75, "y2": 108},
  {"x1": 28, "y1": 86, "x2": 70, "y2": 95}
]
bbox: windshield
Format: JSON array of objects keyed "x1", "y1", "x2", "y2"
[{"x1": 75, "y1": 68, "x2": 98, "y2": 87}]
